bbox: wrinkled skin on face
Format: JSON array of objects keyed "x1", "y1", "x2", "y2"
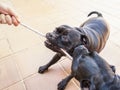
[{"x1": 44, "y1": 25, "x2": 85, "y2": 55}]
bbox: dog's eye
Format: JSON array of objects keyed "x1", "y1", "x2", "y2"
[
  {"x1": 63, "y1": 31, "x2": 68, "y2": 35},
  {"x1": 56, "y1": 28, "x2": 63, "y2": 34}
]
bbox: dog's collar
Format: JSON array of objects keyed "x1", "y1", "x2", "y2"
[
  {"x1": 75, "y1": 27, "x2": 91, "y2": 52},
  {"x1": 75, "y1": 27, "x2": 86, "y2": 35}
]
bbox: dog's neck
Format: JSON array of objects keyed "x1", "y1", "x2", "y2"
[{"x1": 75, "y1": 27, "x2": 90, "y2": 49}]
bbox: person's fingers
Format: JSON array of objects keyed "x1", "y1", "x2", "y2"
[
  {"x1": 0, "y1": 3, "x2": 20, "y2": 23},
  {"x1": 7, "y1": 7, "x2": 20, "y2": 23},
  {"x1": 0, "y1": 14, "x2": 6, "y2": 24},
  {"x1": 5, "y1": 15, "x2": 12, "y2": 25},
  {"x1": 0, "y1": 14, "x2": 19, "y2": 25},
  {"x1": 12, "y1": 16, "x2": 19, "y2": 26}
]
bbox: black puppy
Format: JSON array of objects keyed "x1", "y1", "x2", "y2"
[
  {"x1": 38, "y1": 11, "x2": 110, "y2": 73},
  {"x1": 58, "y1": 45, "x2": 120, "y2": 90}
]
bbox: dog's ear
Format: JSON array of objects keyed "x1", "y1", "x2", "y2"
[
  {"x1": 74, "y1": 27, "x2": 89, "y2": 46},
  {"x1": 74, "y1": 27, "x2": 83, "y2": 33},
  {"x1": 81, "y1": 34, "x2": 89, "y2": 46},
  {"x1": 56, "y1": 25, "x2": 70, "y2": 34}
]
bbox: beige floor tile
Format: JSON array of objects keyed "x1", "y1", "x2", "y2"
[
  {"x1": 13, "y1": 43, "x2": 56, "y2": 78},
  {"x1": 109, "y1": 32, "x2": 120, "y2": 47},
  {"x1": 24, "y1": 64, "x2": 79, "y2": 90},
  {"x1": 3, "y1": 81, "x2": 25, "y2": 90},
  {"x1": 5, "y1": 26, "x2": 42, "y2": 52},
  {"x1": 116, "y1": 66, "x2": 120, "y2": 74},
  {"x1": 0, "y1": 39, "x2": 12, "y2": 59},
  {"x1": 0, "y1": 26, "x2": 7, "y2": 39},
  {"x1": 100, "y1": 41, "x2": 120, "y2": 64},
  {"x1": 0, "y1": 57, "x2": 21, "y2": 90},
  {"x1": 100, "y1": 41, "x2": 120, "y2": 74}
]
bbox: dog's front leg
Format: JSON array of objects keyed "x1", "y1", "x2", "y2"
[
  {"x1": 58, "y1": 74, "x2": 73, "y2": 90},
  {"x1": 38, "y1": 53, "x2": 63, "y2": 73}
]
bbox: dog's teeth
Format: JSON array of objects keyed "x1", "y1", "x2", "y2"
[
  {"x1": 46, "y1": 41, "x2": 54, "y2": 47},
  {"x1": 47, "y1": 42, "x2": 50, "y2": 44},
  {"x1": 46, "y1": 40, "x2": 51, "y2": 44}
]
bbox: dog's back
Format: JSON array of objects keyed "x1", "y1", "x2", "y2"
[{"x1": 80, "y1": 11, "x2": 110, "y2": 52}]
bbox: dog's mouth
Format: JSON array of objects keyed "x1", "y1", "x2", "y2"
[
  {"x1": 45, "y1": 39, "x2": 63, "y2": 54},
  {"x1": 45, "y1": 40, "x2": 52, "y2": 46},
  {"x1": 45, "y1": 39, "x2": 57, "y2": 48}
]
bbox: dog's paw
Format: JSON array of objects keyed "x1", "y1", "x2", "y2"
[
  {"x1": 57, "y1": 80, "x2": 67, "y2": 90},
  {"x1": 38, "y1": 66, "x2": 48, "y2": 74}
]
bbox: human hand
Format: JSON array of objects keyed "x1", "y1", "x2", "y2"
[{"x1": 0, "y1": 3, "x2": 20, "y2": 26}]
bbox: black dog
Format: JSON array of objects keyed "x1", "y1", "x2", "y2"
[
  {"x1": 58, "y1": 45, "x2": 120, "y2": 90},
  {"x1": 38, "y1": 11, "x2": 110, "y2": 73}
]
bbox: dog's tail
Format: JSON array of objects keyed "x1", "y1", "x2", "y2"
[{"x1": 87, "y1": 11, "x2": 103, "y2": 17}]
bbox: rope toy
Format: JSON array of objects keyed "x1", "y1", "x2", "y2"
[{"x1": 20, "y1": 23, "x2": 73, "y2": 60}]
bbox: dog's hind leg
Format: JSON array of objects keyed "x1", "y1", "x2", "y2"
[{"x1": 38, "y1": 53, "x2": 63, "y2": 73}]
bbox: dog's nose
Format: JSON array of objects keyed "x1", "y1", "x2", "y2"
[
  {"x1": 46, "y1": 33, "x2": 56, "y2": 39},
  {"x1": 46, "y1": 33, "x2": 52, "y2": 37}
]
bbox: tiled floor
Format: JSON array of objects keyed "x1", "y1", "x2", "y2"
[{"x1": 0, "y1": 0, "x2": 120, "y2": 90}]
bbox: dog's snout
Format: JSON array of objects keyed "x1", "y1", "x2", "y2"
[
  {"x1": 79, "y1": 45, "x2": 86, "y2": 50},
  {"x1": 49, "y1": 33, "x2": 53, "y2": 37},
  {"x1": 46, "y1": 33, "x2": 57, "y2": 40}
]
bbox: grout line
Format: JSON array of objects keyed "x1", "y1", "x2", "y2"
[
  {"x1": 14, "y1": 59, "x2": 27, "y2": 90},
  {"x1": 0, "y1": 80, "x2": 21, "y2": 90},
  {"x1": 0, "y1": 57, "x2": 28, "y2": 90},
  {"x1": 0, "y1": 69, "x2": 38, "y2": 90},
  {"x1": 23, "y1": 72, "x2": 38, "y2": 81},
  {"x1": 6, "y1": 38, "x2": 14, "y2": 53},
  {"x1": 0, "y1": 48, "x2": 28, "y2": 63},
  {"x1": 22, "y1": 81, "x2": 27, "y2": 90}
]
